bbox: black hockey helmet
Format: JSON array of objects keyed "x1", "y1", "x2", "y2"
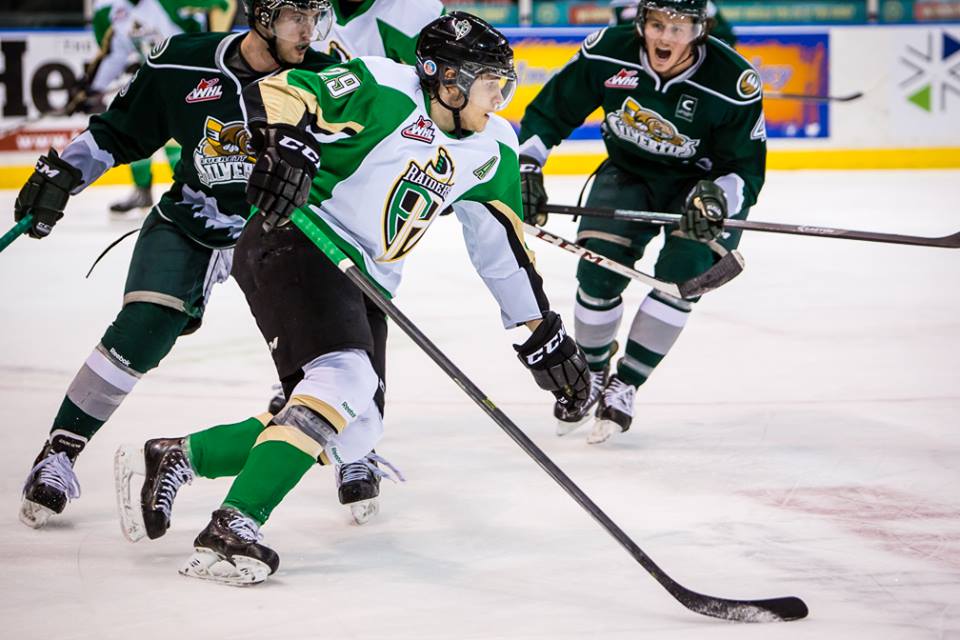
[
  {"x1": 635, "y1": 0, "x2": 709, "y2": 44},
  {"x1": 245, "y1": 0, "x2": 333, "y2": 64},
  {"x1": 416, "y1": 12, "x2": 518, "y2": 112}
]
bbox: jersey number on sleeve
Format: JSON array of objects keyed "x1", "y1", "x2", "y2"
[{"x1": 324, "y1": 72, "x2": 361, "y2": 98}]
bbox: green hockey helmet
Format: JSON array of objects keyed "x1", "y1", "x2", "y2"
[{"x1": 636, "y1": 0, "x2": 709, "y2": 44}]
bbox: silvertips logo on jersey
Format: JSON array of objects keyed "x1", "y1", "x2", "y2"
[
  {"x1": 606, "y1": 97, "x2": 700, "y2": 158},
  {"x1": 380, "y1": 148, "x2": 455, "y2": 262},
  {"x1": 193, "y1": 116, "x2": 256, "y2": 187}
]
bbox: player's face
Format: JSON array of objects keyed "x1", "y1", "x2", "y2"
[
  {"x1": 459, "y1": 71, "x2": 515, "y2": 133},
  {"x1": 272, "y1": 6, "x2": 331, "y2": 64},
  {"x1": 642, "y1": 9, "x2": 700, "y2": 75}
]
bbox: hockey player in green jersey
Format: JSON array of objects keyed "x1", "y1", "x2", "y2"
[
  {"x1": 139, "y1": 12, "x2": 590, "y2": 585},
  {"x1": 519, "y1": 0, "x2": 766, "y2": 444},
  {"x1": 315, "y1": 0, "x2": 445, "y2": 64},
  {"x1": 13, "y1": 0, "x2": 338, "y2": 529}
]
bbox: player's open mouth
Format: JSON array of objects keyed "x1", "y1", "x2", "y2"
[{"x1": 654, "y1": 48, "x2": 672, "y2": 61}]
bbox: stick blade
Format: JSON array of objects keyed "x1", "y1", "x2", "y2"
[
  {"x1": 680, "y1": 592, "x2": 809, "y2": 622},
  {"x1": 678, "y1": 249, "x2": 745, "y2": 298}
]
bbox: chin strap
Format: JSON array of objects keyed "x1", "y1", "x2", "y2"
[{"x1": 435, "y1": 90, "x2": 468, "y2": 139}]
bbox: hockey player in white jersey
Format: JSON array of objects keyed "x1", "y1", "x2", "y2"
[{"x1": 140, "y1": 12, "x2": 591, "y2": 585}]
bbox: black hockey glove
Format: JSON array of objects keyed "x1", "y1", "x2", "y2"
[
  {"x1": 519, "y1": 154, "x2": 548, "y2": 226},
  {"x1": 514, "y1": 311, "x2": 591, "y2": 414},
  {"x1": 680, "y1": 180, "x2": 727, "y2": 243},
  {"x1": 14, "y1": 149, "x2": 83, "y2": 239},
  {"x1": 246, "y1": 123, "x2": 321, "y2": 230}
]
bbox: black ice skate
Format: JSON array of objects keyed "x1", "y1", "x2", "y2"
[
  {"x1": 20, "y1": 432, "x2": 85, "y2": 528},
  {"x1": 114, "y1": 438, "x2": 194, "y2": 542},
  {"x1": 109, "y1": 186, "x2": 152, "y2": 215},
  {"x1": 588, "y1": 375, "x2": 636, "y2": 445},
  {"x1": 336, "y1": 451, "x2": 405, "y2": 525},
  {"x1": 555, "y1": 365, "x2": 608, "y2": 437},
  {"x1": 180, "y1": 508, "x2": 279, "y2": 586}
]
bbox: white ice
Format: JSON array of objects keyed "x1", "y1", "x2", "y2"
[{"x1": 0, "y1": 171, "x2": 958, "y2": 639}]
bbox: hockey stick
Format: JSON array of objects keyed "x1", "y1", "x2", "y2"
[
  {"x1": 764, "y1": 90, "x2": 863, "y2": 103},
  {"x1": 0, "y1": 214, "x2": 34, "y2": 254},
  {"x1": 523, "y1": 223, "x2": 745, "y2": 299},
  {"x1": 287, "y1": 207, "x2": 807, "y2": 623},
  {"x1": 544, "y1": 204, "x2": 960, "y2": 249}
]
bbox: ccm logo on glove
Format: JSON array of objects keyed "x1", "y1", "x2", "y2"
[
  {"x1": 279, "y1": 135, "x2": 320, "y2": 167},
  {"x1": 522, "y1": 325, "x2": 566, "y2": 366}
]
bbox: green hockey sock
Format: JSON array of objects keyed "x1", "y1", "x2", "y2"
[
  {"x1": 186, "y1": 416, "x2": 268, "y2": 479},
  {"x1": 617, "y1": 292, "x2": 691, "y2": 387},
  {"x1": 130, "y1": 158, "x2": 153, "y2": 188},
  {"x1": 51, "y1": 397, "x2": 105, "y2": 441},
  {"x1": 222, "y1": 440, "x2": 314, "y2": 525},
  {"x1": 574, "y1": 289, "x2": 624, "y2": 372},
  {"x1": 163, "y1": 144, "x2": 181, "y2": 170}
]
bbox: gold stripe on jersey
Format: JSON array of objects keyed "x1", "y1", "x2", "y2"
[
  {"x1": 257, "y1": 71, "x2": 310, "y2": 127},
  {"x1": 486, "y1": 199, "x2": 535, "y2": 264},
  {"x1": 254, "y1": 424, "x2": 324, "y2": 458}
]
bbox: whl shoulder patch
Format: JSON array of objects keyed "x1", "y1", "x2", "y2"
[{"x1": 149, "y1": 38, "x2": 170, "y2": 60}]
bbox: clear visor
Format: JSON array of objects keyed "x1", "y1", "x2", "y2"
[
  {"x1": 271, "y1": 5, "x2": 332, "y2": 46},
  {"x1": 640, "y1": 9, "x2": 705, "y2": 45},
  {"x1": 459, "y1": 63, "x2": 518, "y2": 111}
]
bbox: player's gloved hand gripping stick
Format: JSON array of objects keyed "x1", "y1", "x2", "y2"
[
  {"x1": 246, "y1": 123, "x2": 322, "y2": 232},
  {"x1": 2, "y1": 149, "x2": 83, "y2": 253}
]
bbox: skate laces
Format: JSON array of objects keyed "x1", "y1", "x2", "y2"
[
  {"x1": 24, "y1": 452, "x2": 81, "y2": 500},
  {"x1": 224, "y1": 511, "x2": 263, "y2": 543},
  {"x1": 588, "y1": 369, "x2": 606, "y2": 404},
  {"x1": 339, "y1": 453, "x2": 406, "y2": 485},
  {"x1": 603, "y1": 376, "x2": 636, "y2": 415},
  {"x1": 155, "y1": 454, "x2": 195, "y2": 519}
]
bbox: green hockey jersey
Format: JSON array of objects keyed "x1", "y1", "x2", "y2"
[
  {"x1": 243, "y1": 57, "x2": 548, "y2": 326},
  {"x1": 60, "y1": 32, "x2": 334, "y2": 248},
  {"x1": 313, "y1": 0, "x2": 444, "y2": 64},
  {"x1": 519, "y1": 25, "x2": 766, "y2": 216}
]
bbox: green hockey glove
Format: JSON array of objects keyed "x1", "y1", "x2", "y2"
[
  {"x1": 519, "y1": 154, "x2": 548, "y2": 226},
  {"x1": 681, "y1": 180, "x2": 727, "y2": 243}
]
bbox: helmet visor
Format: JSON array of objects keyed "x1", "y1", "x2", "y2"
[
  {"x1": 639, "y1": 6, "x2": 705, "y2": 45},
  {"x1": 459, "y1": 62, "x2": 518, "y2": 111},
  {"x1": 272, "y1": 4, "x2": 333, "y2": 46}
]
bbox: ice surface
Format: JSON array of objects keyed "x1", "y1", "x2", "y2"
[{"x1": 0, "y1": 171, "x2": 958, "y2": 639}]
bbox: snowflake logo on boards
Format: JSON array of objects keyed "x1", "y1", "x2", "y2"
[
  {"x1": 380, "y1": 148, "x2": 455, "y2": 262},
  {"x1": 899, "y1": 30, "x2": 960, "y2": 113},
  {"x1": 604, "y1": 68, "x2": 640, "y2": 89},
  {"x1": 185, "y1": 78, "x2": 224, "y2": 104},
  {"x1": 453, "y1": 19, "x2": 472, "y2": 40},
  {"x1": 401, "y1": 116, "x2": 436, "y2": 143}
]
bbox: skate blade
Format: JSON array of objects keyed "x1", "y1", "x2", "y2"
[
  {"x1": 19, "y1": 499, "x2": 55, "y2": 529},
  {"x1": 349, "y1": 498, "x2": 379, "y2": 525},
  {"x1": 114, "y1": 445, "x2": 147, "y2": 543},
  {"x1": 179, "y1": 548, "x2": 270, "y2": 586},
  {"x1": 586, "y1": 419, "x2": 624, "y2": 445},
  {"x1": 556, "y1": 415, "x2": 593, "y2": 437}
]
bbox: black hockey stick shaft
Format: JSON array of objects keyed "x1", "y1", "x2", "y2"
[
  {"x1": 545, "y1": 204, "x2": 960, "y2": 248},
  {"x1": 291, "y1": 209, "x2": 807, "y2": 623},
  {"x1": 764, "y1": 90, "x2": 863, "y2": 103}
]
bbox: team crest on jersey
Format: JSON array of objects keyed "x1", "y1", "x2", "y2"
[
  {"x1": 185, "y1": 78, "x2": 223, "y2": 104},
  {"x1": 604, "y1": 69, "x2": 640, "y2": 89},
  {"x1": 605, "y1": 97, "x2": 700, "y2": 158},
  {"x1": 737, "y1": 69, "x2": 762, "y2": 99},
  {"x1": 148, "y1": 38, "x2": 170, "y2": 60},
  {"x1": 380, "y1": 148, "x2": 455, "y2": 262},
  {"x1": 401, "y1": 116, "x2": 436, "y2": 143},
  {"x1": 193, "y1": 116, "x2": 256, "y2": 187}
]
